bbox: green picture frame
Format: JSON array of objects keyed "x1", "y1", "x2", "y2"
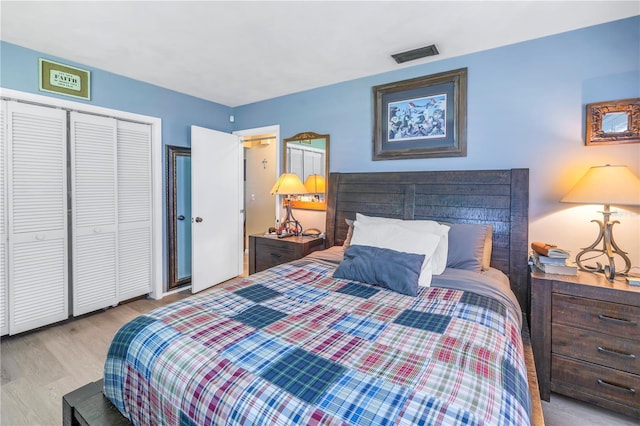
[{"x1": 39, "y1": 58, "x2": 91, "y2": 100}]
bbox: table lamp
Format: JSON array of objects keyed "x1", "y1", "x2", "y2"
[
  {"x1": 561, "y1": 164, "x2": 640, "y2": 281},
  {"x1": 270, "y1": 173, "x2": 308, "y2": 236}
]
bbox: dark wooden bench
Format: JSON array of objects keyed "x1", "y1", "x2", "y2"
[{"x1": 63, "y1": 380, "x2": 129, "y2": 426}]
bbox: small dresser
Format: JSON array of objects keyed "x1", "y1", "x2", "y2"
[
  {"x1": 249, "y1": 234, "x2": 325, "y2": 274},
  {"x1": 531, "y1": 270, "x2": 640, "y2": 417}
]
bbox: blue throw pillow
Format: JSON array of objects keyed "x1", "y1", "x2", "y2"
[{"x1": 333, "y1": 245, "x2": 425, "y2": 296}]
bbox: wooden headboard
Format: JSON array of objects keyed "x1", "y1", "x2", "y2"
[{"x1": 325, "y1": 169, "x2": 530, "y2": 316}]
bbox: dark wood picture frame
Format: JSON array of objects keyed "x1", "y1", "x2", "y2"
[
  {"x1": 585, "y1": 98, "x2": 639, "y2": 145},
  {"x1": 373, "y1": 68, "x2": 467, "y2": 160}
]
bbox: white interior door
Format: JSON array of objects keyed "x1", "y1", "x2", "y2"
[{"x1": 191, "y1": 126, "x2": 243, "y2": 293}]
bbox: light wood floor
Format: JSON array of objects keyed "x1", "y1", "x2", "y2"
[
  {"x1": 1, "y1": 289, "x2": 638, "y2": 425},
  {"x1": 1, "y1": 292, "x2": 191, "y2": 426}
]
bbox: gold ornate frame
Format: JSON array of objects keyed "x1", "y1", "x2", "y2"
[
  {"x1": 283, "y1": 131, "x2": 329, "y2": 211},
  {"x1": 586, "y1": 98, "x2": 639, "y2": 145}
]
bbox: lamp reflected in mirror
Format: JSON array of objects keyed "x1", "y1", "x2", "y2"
[{"x1": 304, "y1": 174, "x2": 325, "y2": 202}]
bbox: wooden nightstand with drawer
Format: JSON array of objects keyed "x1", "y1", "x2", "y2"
[
  {"x1": 531, "y1": 270, "x2": 640, "y2": 417},
  {"x1": 249, "y1": 234, "x2": 325, "y2": 275}
]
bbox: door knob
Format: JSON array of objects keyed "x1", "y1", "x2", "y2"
[
  {"x1": 177, "y1": 215, "x2": 185, "y2": 221},
  {"x1": 195, "y1": 217, "x2": 203, "y2": 223}
]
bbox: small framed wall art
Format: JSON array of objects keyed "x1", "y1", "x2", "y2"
[
  {"x1": 373, "y1": 67, "x2": 467, "y2": 160},
  {"x1": 585, "y1": 98, "x2": 639, "y2": 145},
  {"x1": 39, "y1": 58, "x2": 91, "y2": 100}
]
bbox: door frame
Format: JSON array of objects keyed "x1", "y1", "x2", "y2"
[{"x1": 0, "y1": 88, "x2": 165, "y2": 299}]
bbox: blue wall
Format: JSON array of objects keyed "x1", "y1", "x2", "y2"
[
  {"x1": 1, "y1": 41, "x2": 233, "y2": 141},
  {"x1": 1, "y1": 41, "x2": 233, "y2": 290},
  {"x1": 233, "y1": 16, "x2": 639, "y2": 174},
  {"x1": 234, "y1": 16, "x2": 640, "y2": 265}
]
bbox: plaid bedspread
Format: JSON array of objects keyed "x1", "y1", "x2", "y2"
[{"x1": 104, "y1": 259, "x2": 531, "y2": 425}]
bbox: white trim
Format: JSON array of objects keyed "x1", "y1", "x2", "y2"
[
  {"x1": 0, "y1": 88, "x2": 164, "y2": 300},
  {"x1": 164, "y1": 285, "x2": 191, "y2": 296}
]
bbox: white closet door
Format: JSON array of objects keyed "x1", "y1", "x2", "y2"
[
  {"x1": 70, "y1": 112, "x2": 118, "y2": 315},
  {"x1": 117, "y1": 120, "x2": 152, "y2": 301},
  {"x1": 288, "y1": 147, "x2": 304, "y2": 177},
  {"x1": 8, "y1": 101, "x2": 68, "y2": 334},
  {"x1": 0, "y1": 101, "x2": 7, "y2": 335},
  {"x1": 311, "y1": 151, "x2": 324, "y2": 177}
]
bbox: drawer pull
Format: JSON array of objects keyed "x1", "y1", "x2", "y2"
[
  {"x1": 597, "y1": 346, "x2": 636, "y2": 359},
  {"x1": 597, "y1": 379, "x2": 636, "y2": 394},
  {"x1": 270, "y1": 253, "x2": 282, "y2": 258},
  {"x1": 598, "y1": 314, "x2": 637, "y2": 326}
]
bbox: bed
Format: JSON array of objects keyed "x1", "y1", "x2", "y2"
[{"x1": 63, "y1": 169, "x2": 543, "y2": 426}]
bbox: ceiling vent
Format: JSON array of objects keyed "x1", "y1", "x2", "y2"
[{"x1": 391, "y1": 44, "x2": 439, "y2": 64}]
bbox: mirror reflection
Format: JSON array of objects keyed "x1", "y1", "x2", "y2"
[
  {"x1": 601, "y1": 112, "x2": 629, "y2": 133},
  {"x1": 283, "y1": 132, "x2": 329, "y2": 211},
  {"x1": 167, "y1": 145, "x2": 192, "y2": 290}
]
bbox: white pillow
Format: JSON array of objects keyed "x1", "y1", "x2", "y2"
[
  {"x1": 355, "y1": 213, "x2": 450, "y2": 275},
  {"x1": 350, "y1": 219, "x2": 441, "y2": 286}
]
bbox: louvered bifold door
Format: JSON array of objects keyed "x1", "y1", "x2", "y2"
[
  {"x1": 0, "y1": 101, "x2": 8, "y2": 335},
  {"x1": 117, "y1": 121, "x2": 152, "y2": 301},
  {"x1": 70, "y1": 112, "x2": 118, "y2": 316},
  {"x1": 8, "y1": 102, "x2": 68, "y2": 334}
]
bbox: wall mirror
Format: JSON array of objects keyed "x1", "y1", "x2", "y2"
[
  {"x1": 283, "y1": 131, "x2": 330, "y2": 211},
  {"x1": 167, "y1": 145, "x2": 192, "y2": 290},
  {"x1": 586, "y1": 98, "x2": 639, "y2": 145}
]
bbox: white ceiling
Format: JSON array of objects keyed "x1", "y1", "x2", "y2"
[{"x1": 1, "y1": 1, "x2": 638, "y2": 107}]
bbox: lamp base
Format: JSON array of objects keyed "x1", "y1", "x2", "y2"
[
  {"x1": 280, "y1": 198, "x2": 303, "y2": 236},
  {"x1": 575, "y1": 205, "x2": 631, "y2": 282}
]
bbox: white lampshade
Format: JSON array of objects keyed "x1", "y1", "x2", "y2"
[
  {"x1": 270, "y1": 173, "x2": 308, "y2": 195},
  {"x1": 304, "y1": 174, "x2": 325, "y2": 194},
  {"x1": 561, "y1": 164, "x2": 640, "y2": 206}
]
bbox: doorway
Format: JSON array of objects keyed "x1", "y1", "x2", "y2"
[
  {"x1": 234, "y1": 126, "x2": 279, "y2": 251},
  {"x1": 164, "y1": 125, "x2": 278, "y2": 292}
]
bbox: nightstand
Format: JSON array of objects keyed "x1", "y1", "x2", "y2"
[
  {"x1": 248, "y1": 234, "x2": 325, "y2": 274},
  {"x1": 530, "y1": 270, "x2": 640, "y2": 417}
]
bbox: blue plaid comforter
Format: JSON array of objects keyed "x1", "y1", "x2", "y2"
[{"x1": 104, "y1": 259, "x2": 531, "y2": 425}]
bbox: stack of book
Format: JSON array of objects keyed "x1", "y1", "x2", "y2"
[
  {"x1": 530, "y1": 241, "x2": 578, "y2": 276},
  {"x1": 627, "y1": 272, "x2": 640, "y2": 286}
]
